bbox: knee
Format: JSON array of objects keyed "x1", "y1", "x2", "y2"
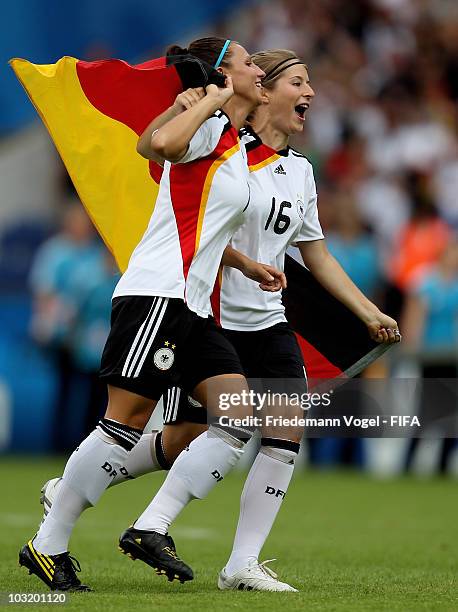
[
  {"x1": 162, "y1": 422, "x2": 208, "y2": 463},
  {"x1": 260, "y1": 436, "x2": 301, "y2": 463},
  {"x1": 106, "y1": 385, "x2": 154, "y2": 430}
]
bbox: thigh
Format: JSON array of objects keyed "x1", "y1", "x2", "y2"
[
  {"x1": 105, "y1": 384, "x2": 156, "y2": 430},
  {"x1": 228, "y1": 324, "x2": 307, "y2": 442},
  {"x1": 161, "y1": 421, "x2": 208, "y2": 463},
  {"x1": 181, "y1": 317, "x2": 245, "y2": 394},
  {"x1": 184, "y1": 319, "x2": 252, "y2": 420},
  {"x1": 225, "y1": 323, "x2": 307, "y2": 392},
  {"x1": 257, "y1": 323, "x2": 306, "y2": 381}
]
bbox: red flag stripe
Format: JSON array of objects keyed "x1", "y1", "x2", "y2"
[
  {"x1": 294, "y1": 332, "x2": 343, "y2": 381},
  {"x1": 76, "y1": 58, "x2": 182, "y2": 136}
]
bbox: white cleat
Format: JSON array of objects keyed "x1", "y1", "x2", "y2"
[
  {"x1": 217, "y1": 559, "x2": 298, "y2": 592},
  {"x1": 39, "y1": 477, "x2": 61, "y2": 524}
]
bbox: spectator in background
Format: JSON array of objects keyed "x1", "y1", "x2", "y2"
[
  {"x1": 433, "y1": 146, "x2": 458, "y2": 230},
  {"x1": 389, "y1": 172, "x2": 452, "y2": 318},
  {"x1": 326, "y1": 190, "x2": 382, "y2": 299},
  {"x1": 68, "y1": 251, "x2": 120, "y2": 437},
  {"x1": 29, "y1": 199, "x2": 111, "y2": 450},
  {"x1": 401, "y1": 237, "x2": 458, "y2": 473}
]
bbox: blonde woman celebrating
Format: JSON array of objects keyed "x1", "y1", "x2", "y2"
[{"x1": 37, "y1": 48, "x2": 400, "y2": 593}]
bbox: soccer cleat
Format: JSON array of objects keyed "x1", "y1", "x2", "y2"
[
  {"x1": 118, "y1": 526, "x2": 193, "y2": 583},
  {"x1": 19, "y1": 539, "x2": 91, "y2": 592},
  {"x1": 39, "y1": 477, "x2": 61, "y2": 524},
  {"x1": 217, "y1": 559, "x2": 298, "y2": 592}
]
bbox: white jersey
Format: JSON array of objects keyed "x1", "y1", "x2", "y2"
[
  {"x1": 113, "y1": 111, "x2": 250, "y2": 318},
  {"x1": 214, "y1": 127, "x2": 324, "y2": 331}
]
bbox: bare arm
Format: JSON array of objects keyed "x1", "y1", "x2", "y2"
[
  {"x1": 222, "y1": 245, "x2": 287, "y2": 292},
  {"x1": 137, "y1": 78, "x2": 234, "y2": 163},
  {"x1": 137, "y1": 88, "x2": 205, "y2": 162},
  {"x1": 298, "y1": 239, "x2": 400, "y2": 343}
]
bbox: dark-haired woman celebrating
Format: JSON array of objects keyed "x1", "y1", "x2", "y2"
[
  {"x1": 119, "y1": 48, "x2": 400, "y2": 592},
  {"x1": 28, "y1": 45, "x2": 400, "y2": 593},
  {"x1": 19, "y1": 38, "x2": 277, "y2": 592}
]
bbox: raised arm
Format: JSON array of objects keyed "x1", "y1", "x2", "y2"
[
  {"x1": 137, "y1": 88, "x2": 205, "y2": 162},
  {"x1": 137, "y1": 78, "x2": 234, "y2": 163},
  {"x1": 298, "y1": 239, "x2": 401, "y2": 344}
]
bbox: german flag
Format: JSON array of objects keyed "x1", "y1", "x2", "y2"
[
  {"x1": 9, "y1": 54, "x2": 224, "y2": 272},
  {"x1": 11, "y1": 56, "x2": 389, "y2": 385},
  {"x1": 283, "y1": 254, "x2": 389, "y2": 386}
]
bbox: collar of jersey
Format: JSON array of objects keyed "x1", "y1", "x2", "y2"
[{"x1": 240, "y1": 124, "x2": 290, "y2": 157}]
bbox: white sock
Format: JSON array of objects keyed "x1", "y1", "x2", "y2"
[
  {"x1": 110, "y1": 432, "x2": 164, "y2": 486},
  {"x1": 35, "y1": 429, "x2": 130, "y2": 555},
  {"x1": 48, "y1": 431, "x2": 165, "y2": 503},
  {"x1": 224, "y1": 446, "x2": 297, "y2": 576},
  {"x1": 135, "y1": 426, "x2": 245, "y2": 534}
]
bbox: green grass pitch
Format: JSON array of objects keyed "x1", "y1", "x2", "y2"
[{"x1": 1, "y1": 456, "x2": 457, "y2": 611}]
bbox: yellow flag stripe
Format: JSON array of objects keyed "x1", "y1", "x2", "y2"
[{"x1": 10, "y1": 57, "x2": 158, "y2": 272}]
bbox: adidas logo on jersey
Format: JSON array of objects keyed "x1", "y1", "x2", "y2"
[{"x1": 274, "y1": 164, "x2": 286, "y2": 175}]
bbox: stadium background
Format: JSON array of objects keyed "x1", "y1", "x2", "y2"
[
  {"x1": 1, "y1": 0, "x2": 457, "y2": 473},
  {"x1": 1, "y1": 1, "x2": 457, "y2": 608}
]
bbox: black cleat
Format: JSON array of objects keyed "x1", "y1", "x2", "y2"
[
  {"x1": 19, "y1": 539, "x2": 91, "y2": 592},
  {"x1": 118, "y1": 527, "x2": 193, "y2": 583}
]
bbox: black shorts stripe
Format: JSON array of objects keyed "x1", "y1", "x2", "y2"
[
  {"x1": 122, "y1": 297, "x2": 168, "y2": 378},
  {"x1": 171, "y1": 388, "x2": 181, "y2": 421},
  {"x1": 131, "y1": 297, "x2": 169, "y2": 378},
  {"x1": 121, "y1": 298, "x2": 158, "y2": 377},
  {"x1": 164, "y1": 387, "x2": 173, "y2": 422},
  {"x1": 164, "y1": 387, "x2": 181, "y2": 422},
  {"x1": 165, "y1": 388, "x2": 172, "y2": 422},
  {"x1": 127, "y1": 297, "x2": 167, "y2": 377}
]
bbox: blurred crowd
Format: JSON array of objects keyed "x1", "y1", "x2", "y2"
[
  {"x1": 2, "y1": 0, "x2": 457, "y2": 470},
  {"x1": 28, "y1": 194, "x2": 119, "y2": 450},
  {"x1": 222, "y1": 0, "x2": 458, "y2": 359},
  {"x1": 222, "y1": 0, "x2": 458, "y2": 472}
]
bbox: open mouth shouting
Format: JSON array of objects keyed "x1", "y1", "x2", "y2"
[{"x1": 294, "y1": 103, "x2": 309, "y2": 121}]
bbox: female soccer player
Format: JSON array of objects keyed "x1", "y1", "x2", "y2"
[
  {"x1": 36, "y1": 48, "x2": 401, "y2": 593},
  {"x1": 115, "y1": 48, "x2": 401, "y2": 591},
  {"x1": 19, "y1": 37, "x2": 276, "y2": 592}
]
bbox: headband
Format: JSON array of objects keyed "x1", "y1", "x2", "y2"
[
  {"x1": 214, "y1": 39, "x2": 231, "y2": 68},
  {"x1": 263, "y1": 59, "x2": 304, "y2": 83}
]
